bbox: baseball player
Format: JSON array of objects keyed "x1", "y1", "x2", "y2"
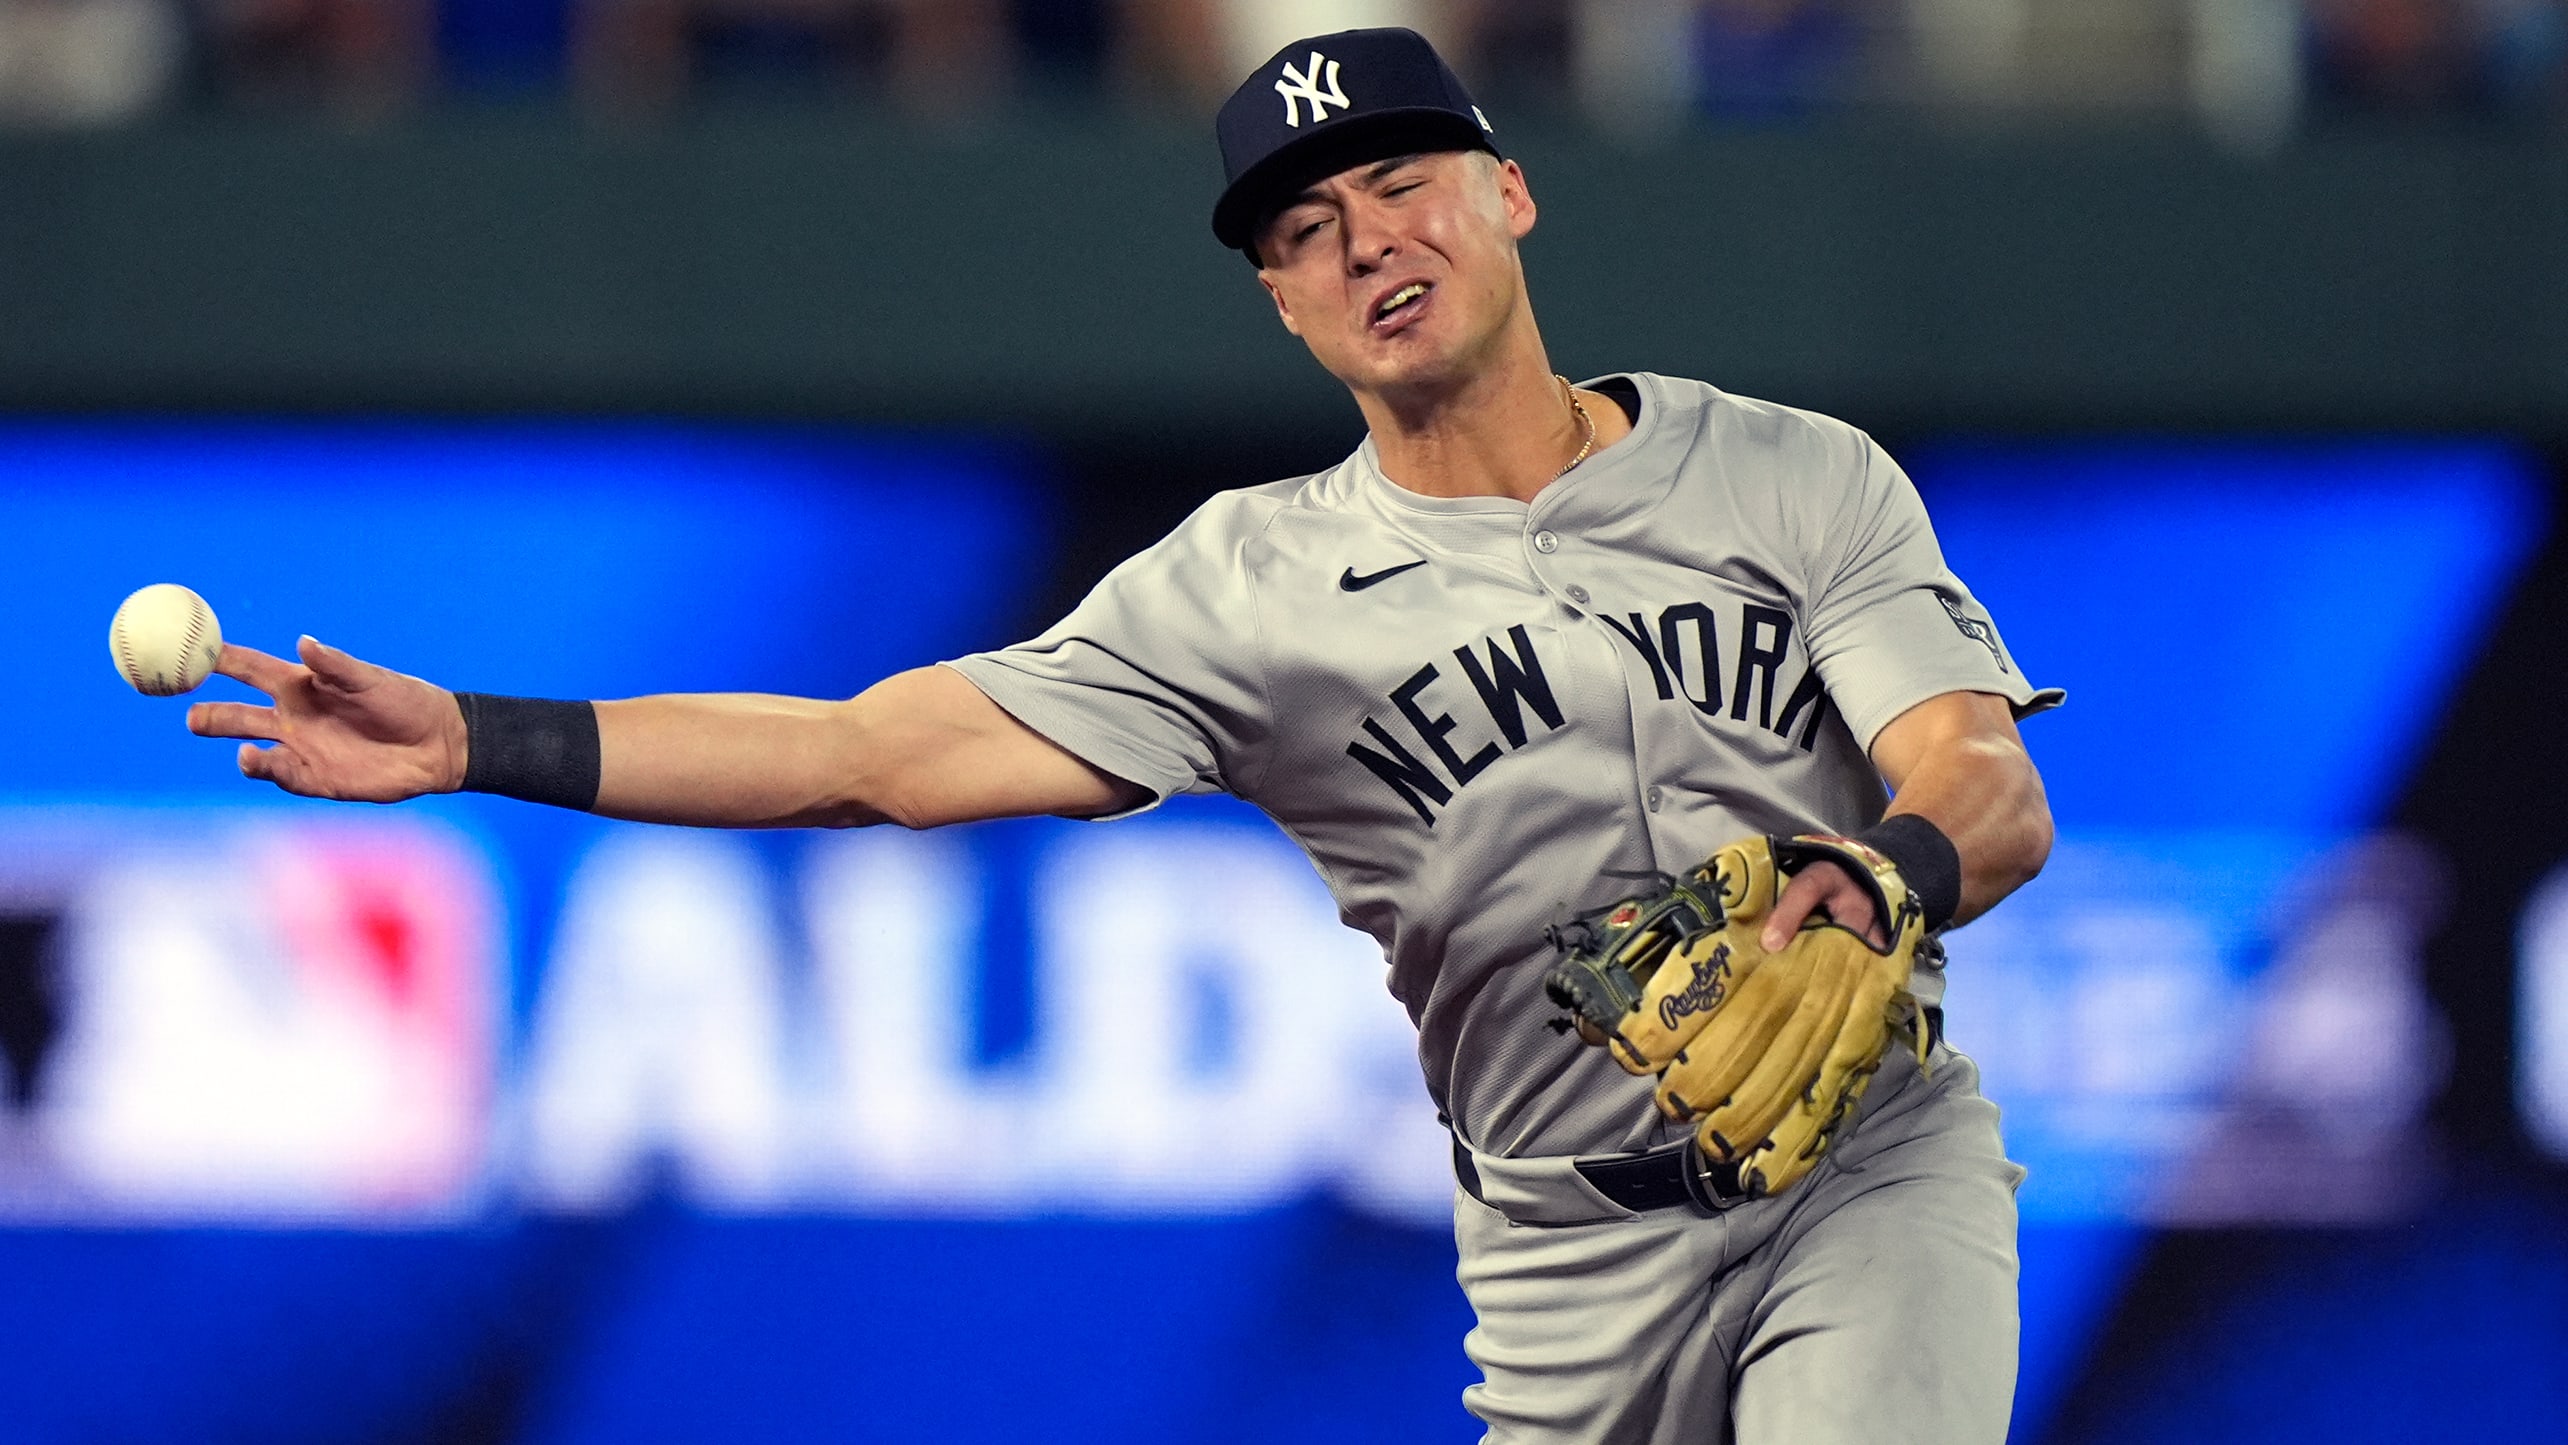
[{"x1": 186, "y1": 28, "x2": 2058, "y2": 1444}]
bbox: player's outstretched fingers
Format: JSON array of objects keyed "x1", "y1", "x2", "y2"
[
  {"x1": 213, "y1": 642, "x2": 302, "y2": 699},
  {"x1": 297, "y1": 636, "x2": 384, "y2": 695},
  {"x1": 189, "y1": 700, "x2": 281, "y2": 742},
  {"x1": 238, "y1": 740, "x2": 322, "y2": 795}
]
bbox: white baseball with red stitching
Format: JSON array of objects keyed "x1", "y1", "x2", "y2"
[{"x1": 109, "y1": 583, "x2": 222, "y2": 696}]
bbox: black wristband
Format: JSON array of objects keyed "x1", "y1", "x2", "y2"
[
  {"x1": 454, "y1": 693, "x2": 602, "y2": 812},
  {"x1": 1855, "y1": 813, "x2": 1961, "y2": 933}
]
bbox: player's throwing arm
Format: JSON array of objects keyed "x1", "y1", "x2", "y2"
[{"x1": 174, "y1": 632, "x2": 1144, "y2": 827}]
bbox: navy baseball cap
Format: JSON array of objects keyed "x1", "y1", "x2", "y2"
[{"x1": 1212, "y1": 27, "x2": 1501, "y2": 257}]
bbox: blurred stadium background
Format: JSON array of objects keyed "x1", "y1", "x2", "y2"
[{"x1": 7, "y1": 1, "x2": 2568, "y2": 1442}]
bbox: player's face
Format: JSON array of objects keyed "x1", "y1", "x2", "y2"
[{"x1": 1254, "y1": 151, "x2": 1538, "y2": 397}]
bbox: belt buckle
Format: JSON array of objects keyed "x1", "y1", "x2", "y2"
[{"x1": 1680, "y1": 1142, "x2": 1751, "y2": 1211}]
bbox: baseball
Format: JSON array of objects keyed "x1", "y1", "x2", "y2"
[{"x1": 109, "y1": 584, "x2": 223, "y2": 696}]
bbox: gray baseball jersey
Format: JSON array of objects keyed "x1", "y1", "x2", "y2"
[{"x1": 947, "y1": 372, "x2": 2059, "y2": 1162}]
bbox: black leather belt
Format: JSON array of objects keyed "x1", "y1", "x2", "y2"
[
  {"x1": 1581, "y1": 1139, "x2": 1751, "y2": 1210},
  {"x1": 1451, "y1": 1006, "x2": 1940, "y2": 1216},
  {"x1": 1451, "y1": 1133, "x2": 1749, "y2": 1214}
]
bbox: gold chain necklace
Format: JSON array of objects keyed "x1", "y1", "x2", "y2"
[{"x1": 1554, "y1": 374, "x2": 1597, "y2": 479}]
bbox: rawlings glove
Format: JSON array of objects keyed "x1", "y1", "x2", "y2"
[{"x1": 1543, "y1": 835, "x2": 1935, "y2": 1198}]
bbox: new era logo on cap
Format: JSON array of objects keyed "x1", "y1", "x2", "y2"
[
  {"x1": 1276, "y1": 51, "x2": 1351, "y2": 128},
  {"x1": 1211, "y1": 27, "x2": 1502, "y2": 254}
]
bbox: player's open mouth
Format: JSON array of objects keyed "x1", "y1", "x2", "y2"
[{"x1": 1371, "y1": 281, "x2": 1433, "y2": 333}]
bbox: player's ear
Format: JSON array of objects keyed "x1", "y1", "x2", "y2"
[
  {"x1": 1495, "y1": 157, "x2": 1537, "y2": 241},
  {"x1": 1258, "y1": 271, "x2": 1304, "y2": 337}
]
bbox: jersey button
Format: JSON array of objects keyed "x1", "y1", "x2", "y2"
[
  {"x1": 1645, "y1": 786, "x2": 1664, "y2": 812},
  {"x1": 1566, "y1": 584, "x2": 1591, "y2": 605},
  {"x1": 1533, "y1": 530, "x2": 1559, "y2": 554}
]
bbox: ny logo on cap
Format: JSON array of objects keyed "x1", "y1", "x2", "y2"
[{"x1": 1275, "y1": 51, "x2": 1351, "y2": 128}]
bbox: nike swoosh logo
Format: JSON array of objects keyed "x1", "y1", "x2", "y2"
[{"x1": 1339, "y1": 561, "x2": 1428, "y2": 592}]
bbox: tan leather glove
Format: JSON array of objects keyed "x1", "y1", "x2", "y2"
[{"x1": 1544, "y1": 834, "x2": 1933, "y2": 1198}]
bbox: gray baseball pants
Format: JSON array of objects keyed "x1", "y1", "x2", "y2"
[{"x1": 1451, "y1": 1045, "x2": 2023, "y2": 1444}]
